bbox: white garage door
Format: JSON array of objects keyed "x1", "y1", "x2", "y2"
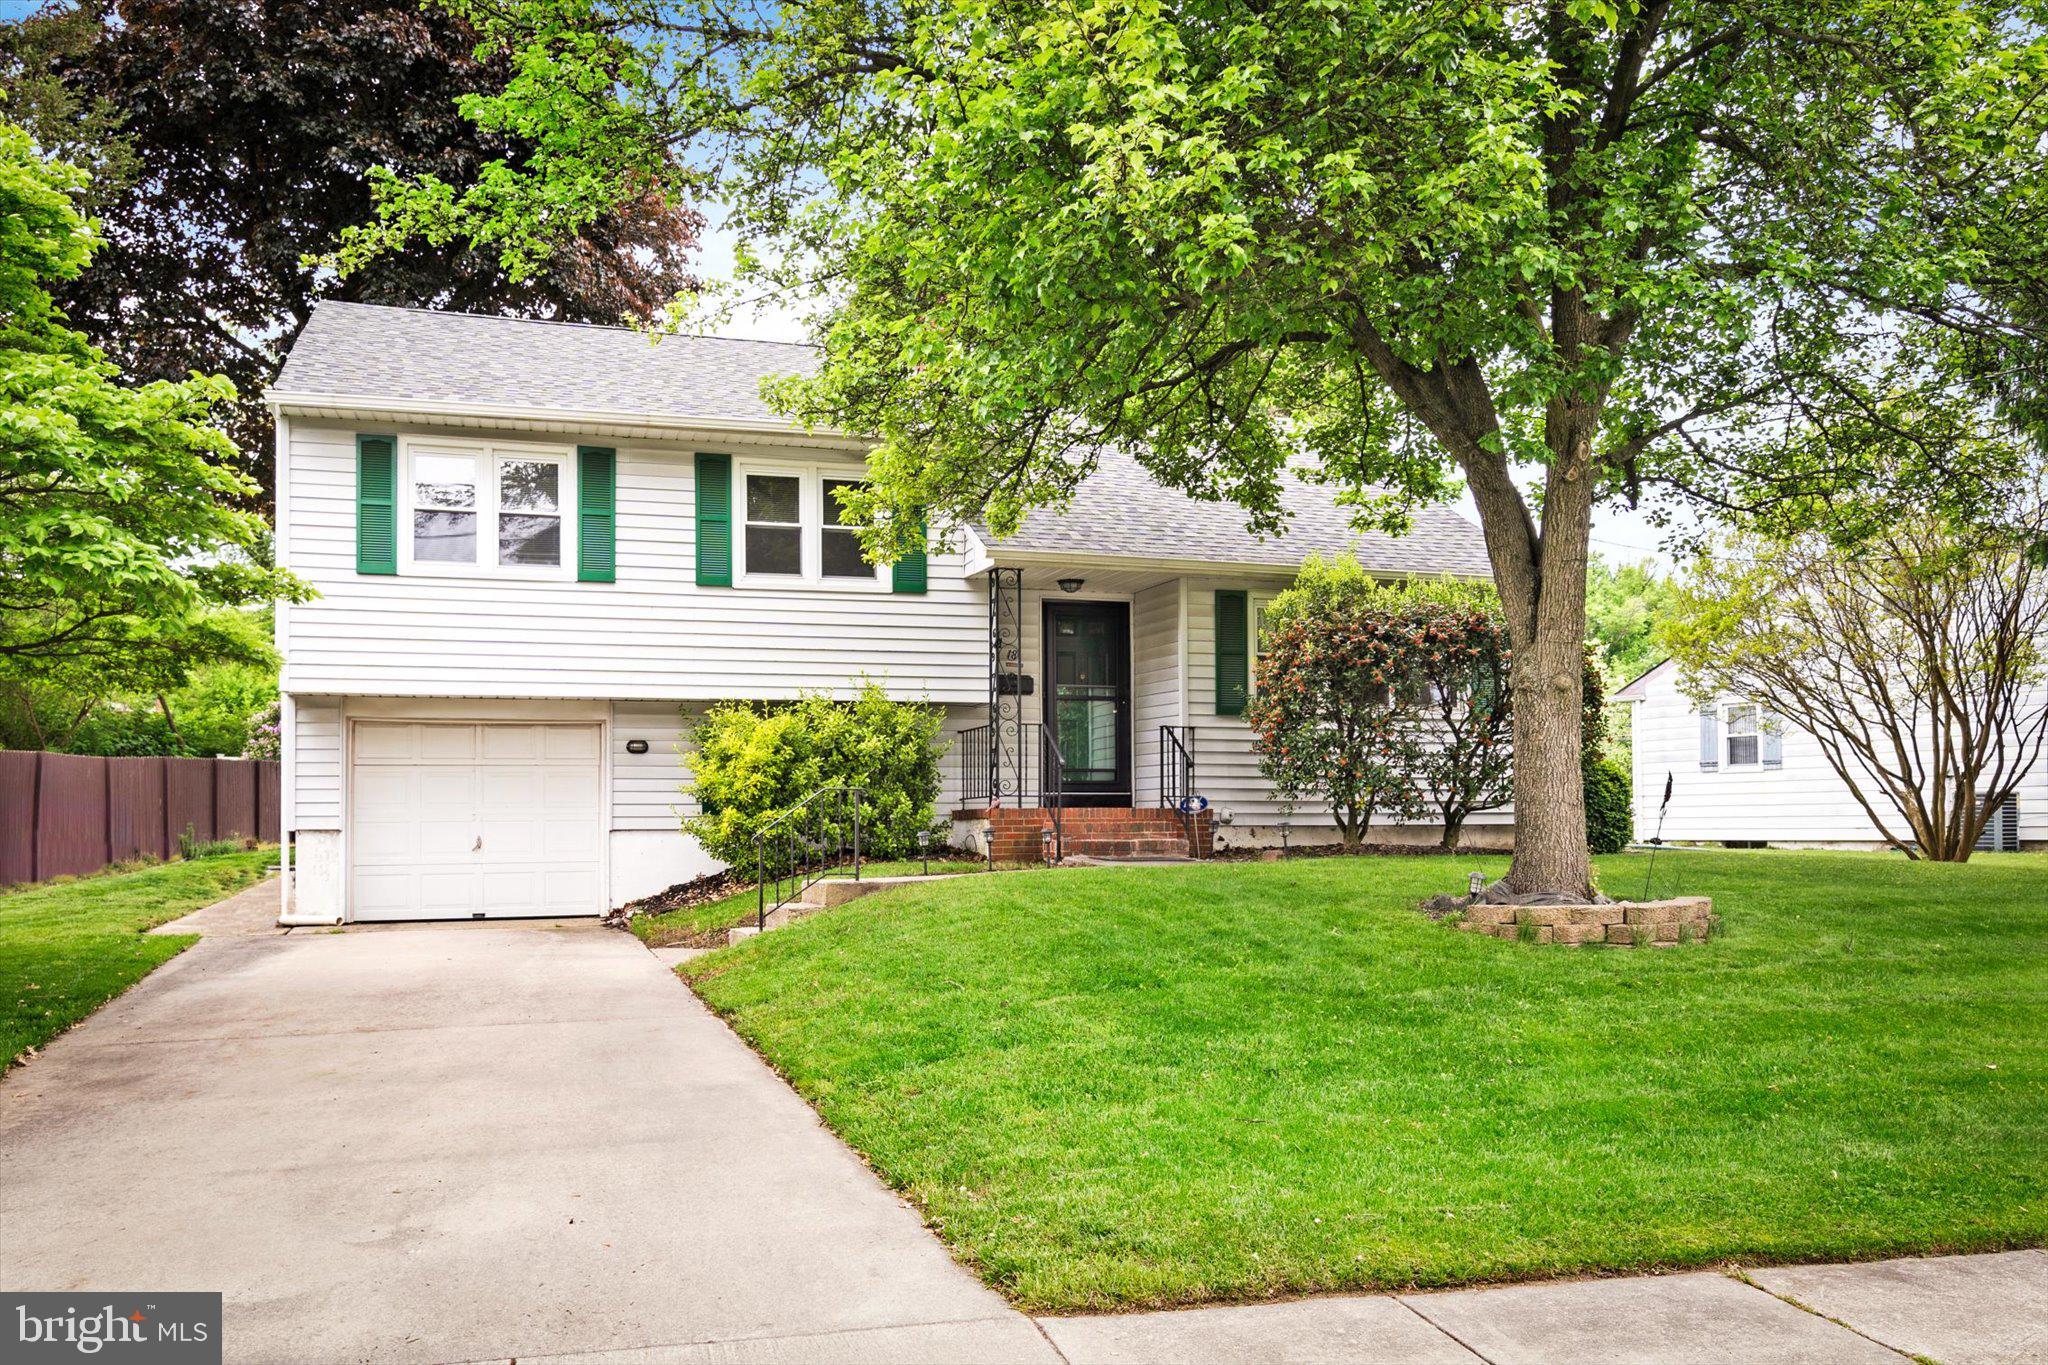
[{"x1": 349, "y1": 722, "x2": 603, "y2": 921}]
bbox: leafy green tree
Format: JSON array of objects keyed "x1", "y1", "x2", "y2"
[
  {"x1": 1586, "y1": 557, "x2": 1676, "y2": 688},
  {"x1": 333, "y1": 0, "x2": 2048, "y2": 897},
  {"x1": 0, "y1": 116, "x2": 307, "y2": 724}
]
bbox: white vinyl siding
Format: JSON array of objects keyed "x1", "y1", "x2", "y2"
[
  {"x1": 280, "y1": 422, "x2": 985, "y2": 701},
  {"x1": 1130, "y1": 580, "x2": 1182, "y2": 806},
  {"x1": 612, "y1": 702, "x2": 695, "y2": 829},
  {"x1": 292, "y1": 698, "x2": 343, "y2": 829}
]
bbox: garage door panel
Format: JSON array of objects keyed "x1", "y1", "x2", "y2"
[
  {"x1": 419, "y1": 725, "x2": 480, "y2": 760},
  {"x1": 349, "y1": 721, "x2": 601, "y2": 922},
  {"x1": 545, "y1": 726, "x2": 601, "y2": 761},
  {"x1": 481, "y1": 768, "x2": 546, "y2": 810},
  {"x1": 544, "y1": 769, "x2": 602, "y2": 805},
  {"x1": 479, "y1": 725, "x2": 541, "y2": 761},
  {"x1": 353, "y1": 723, "x2": 419, "y2": 761},
  {"x1": 542, "y1": 868, "x2": 601, "y2": 913},
  {"x1": 418, "y1": 766, "x2": 478, "y2": 805},
  {"x1": 542, "y1": 823, "x2": 601, "y2": 861}
]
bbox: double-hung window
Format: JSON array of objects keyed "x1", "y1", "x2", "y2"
[
  {"x1": 403, "y1": 439, "x2": 574, "y2": 577},
  {"x1": 1725, "y1": 703, "x2": 1761, "y2": 767},
  {"x1": 821, "y1": 477, "x2": 876, "y2": 580},
  {"x1": 735, "y1": 461, "x2": 881, "y2": 585},
  {"x1": 744, "y1": 472, "x2": 804, "y2": 576}
]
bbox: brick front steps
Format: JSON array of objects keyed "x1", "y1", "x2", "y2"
[
  {"x1": 1455, "y1": 896, "x2": 1717, "y2": 946},
  {"x1": 957, "y1": 806, "x2": 1216, "y2": 861}
]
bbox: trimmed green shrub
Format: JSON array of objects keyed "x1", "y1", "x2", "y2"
[
  {"x1": 684, "y1": 683, "x2": 947, "y2": 870},
  {"x1": 1583, "y1": 755, "x2": 1633, "y2": 854}
]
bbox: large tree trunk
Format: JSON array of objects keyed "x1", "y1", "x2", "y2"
[{"x1": 1352, "y1": 335, "x2": 1601, "y2": 897}]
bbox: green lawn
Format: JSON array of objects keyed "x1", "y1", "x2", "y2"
[
  {"x1": 682, "y1": 849, "x2": 2048, "y2": 1310},
  {"x1": 1, "y1": 850, "x2": 274, "y2": 1068}
]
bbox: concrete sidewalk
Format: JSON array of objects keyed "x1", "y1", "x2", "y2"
[{"x1": 1037, "y1": 1250, "x2": 2046, "y2": 1364}]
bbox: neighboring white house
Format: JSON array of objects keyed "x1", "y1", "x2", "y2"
[
  {"x1": 1615, "y1": 658, "x2": 2046, "y2": 851},
  {"x1": 267, "y1": 302, "x2": 1500, "y2": 923}
]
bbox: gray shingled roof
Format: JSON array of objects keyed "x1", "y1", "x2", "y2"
[
  {"x1": 272, "y1": 301, "x2": 816, "y2": 423},
  {"x1": 274, "y1": 302, "x2": 1491, "y2": 577},
  {"x1": 990, "y1": 450, "x2": 1493, "y2": 576}
]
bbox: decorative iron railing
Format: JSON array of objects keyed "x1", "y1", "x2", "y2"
[
  {"x1": 752, "y1": 784, "x2": 863, "y2": 930},
  {"x1": 958, "y1": 720, "x2": 1066, "y2": 862},
  {"x1": 1037, "y1": 722, "x2": 1066, "y2": 862},
  {"x1": 1160, "y1": 724, "x2": 1198, "y2": 852}
]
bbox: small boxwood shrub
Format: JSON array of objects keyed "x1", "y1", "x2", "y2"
[
  {"x1": 684, "y1": 683, "x2": 947, "y2": 870},
  {"x1": 1583, "y1": 755, "x2": 1633, "y2": 854}
]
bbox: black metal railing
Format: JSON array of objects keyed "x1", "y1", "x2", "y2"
[
  {"x1": 1160, "y1": 725, "x2": 1197, "y2": 851},
  {"x1": 960, "y1": 720, "x2": 1067, "y2": 809},
  {"x1": 1037, "y1": 723, "x2": 1066, "y2": 862},
  {"x1": 753, "y1": 784, "x2": 863, "y2": 930}
]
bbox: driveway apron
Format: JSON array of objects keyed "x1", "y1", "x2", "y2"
[{"x1": 0, "y1": 906, "x2": 1054, "y2": 1364}]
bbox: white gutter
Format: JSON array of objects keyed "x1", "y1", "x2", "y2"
[{"x1": 264, "y1": 390, "x2": 861, "y2": 443}]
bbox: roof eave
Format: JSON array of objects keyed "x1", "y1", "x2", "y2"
[
  {"x1": 264, "y1": 389, "x2": 859, "y2": 443},
  {"x1": 980, "y1": 546, "x2": 1492, "y2": 582}
]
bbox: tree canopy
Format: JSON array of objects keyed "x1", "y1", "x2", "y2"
[
  {"x1": 1, "y1": 0, "x2": 704, "y2": 494},
  {"x1": 335, "y1": 0, "x2": 2048, "y2": 894},
  {"x1": 0, "y1": 115, "x2": 307, "y2": 712}
]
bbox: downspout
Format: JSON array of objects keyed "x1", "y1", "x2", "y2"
[{"x1": 273, "y1": 407, "x2": 294, "y2": 925}]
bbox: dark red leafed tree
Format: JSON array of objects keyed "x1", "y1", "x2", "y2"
[{"x1": 1, "y1": 0, "x2": 700, "y2": 499}]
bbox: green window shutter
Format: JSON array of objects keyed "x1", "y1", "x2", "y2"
[
  {"x1": 695, "y1": 453, "x2": 732, "y2": 586},
  {"x1": 577, "y1": 446, "x2": 616, "y2": 582},
  {"x1": 1215, "y1": 590, "x2": 1249, "y2": 716},
  {"x1": 891, "y1": 519, "x2": 928, "y2": 595},
  {"x1": 355, "y1": 434, "x2": 397, "y2": 575}
]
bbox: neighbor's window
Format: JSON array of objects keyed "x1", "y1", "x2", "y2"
[
  {"x1": 745, "y1": 473, "x2": 803, "y2": 576},
  {"x1": 413, "y1": 453, "x2": 479, "y2": 564},
  {"x1": 821, "y1": 478, "x2": 875, "y2": 579},
  {"x1": 1726, "y1": 703, "x2": 1761, "y2": 767}
]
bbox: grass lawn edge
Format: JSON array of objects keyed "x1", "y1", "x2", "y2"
[
  {"x1": 672, "y1": 852, "x2": 2048, "y2": 1313},
  {"x1": 1, "y1": 850, "x2": 275, "y2": 1071}
]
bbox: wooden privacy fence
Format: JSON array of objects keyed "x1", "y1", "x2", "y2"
[{"x1": 0, "y1": 751, "x2": 279, "y2": 887}]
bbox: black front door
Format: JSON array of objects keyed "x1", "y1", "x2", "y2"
[{"x1": 1043, "y1": 601, "x2": 1131, "y2": 805}]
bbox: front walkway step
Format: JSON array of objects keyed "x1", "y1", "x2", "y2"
[{"x1": 730, "y1": 873, "x2": 974, "y2": 944}]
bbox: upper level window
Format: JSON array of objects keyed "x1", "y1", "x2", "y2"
[
  {"x1": 402, "y1": 438, "x2": 574, "y2": 577},
  {"x1": 1725, "y1": 703, "x2": 1761, "y2": 767},
  {"x1": 413, "y1": 454, "x2": 479, "y2": 563},
  {"x1": 497, "y1": 459, "x2": 562, "y2": 566},
  {"x1": 745, "y1": 473, "x2": 803, "y2": 576},
  {"x1": 734, "y1": 460, "x2": 883, "y2": 587},
  {"x1": 822, "y1": 478, "x2": 876, "y2": 580}
]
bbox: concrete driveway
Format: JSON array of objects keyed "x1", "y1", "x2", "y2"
[{"x1": 0, "y1": 885, "x2": 1056, "y2": 1363}]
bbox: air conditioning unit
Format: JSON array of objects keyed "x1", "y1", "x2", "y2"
[{"x1": 1974, "y1": 794, "x2": 2020, "y2": 853}]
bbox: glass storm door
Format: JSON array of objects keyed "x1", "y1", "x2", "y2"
[{"x1": 1044, "y1": 601, "x2": 1131, "y2": 805}]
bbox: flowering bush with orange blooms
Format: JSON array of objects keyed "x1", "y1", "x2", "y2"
[
  {"x1": 1245, "y1": 559, "x2": 1435, "y2": 849},
  {"x1": 1247, "y1": 559, "x2": 1612, "y2": 851}
]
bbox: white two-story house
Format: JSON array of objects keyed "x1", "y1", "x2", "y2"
[{"x1": 268, "y1": 302, "x2": 1498, "y2": 923}]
